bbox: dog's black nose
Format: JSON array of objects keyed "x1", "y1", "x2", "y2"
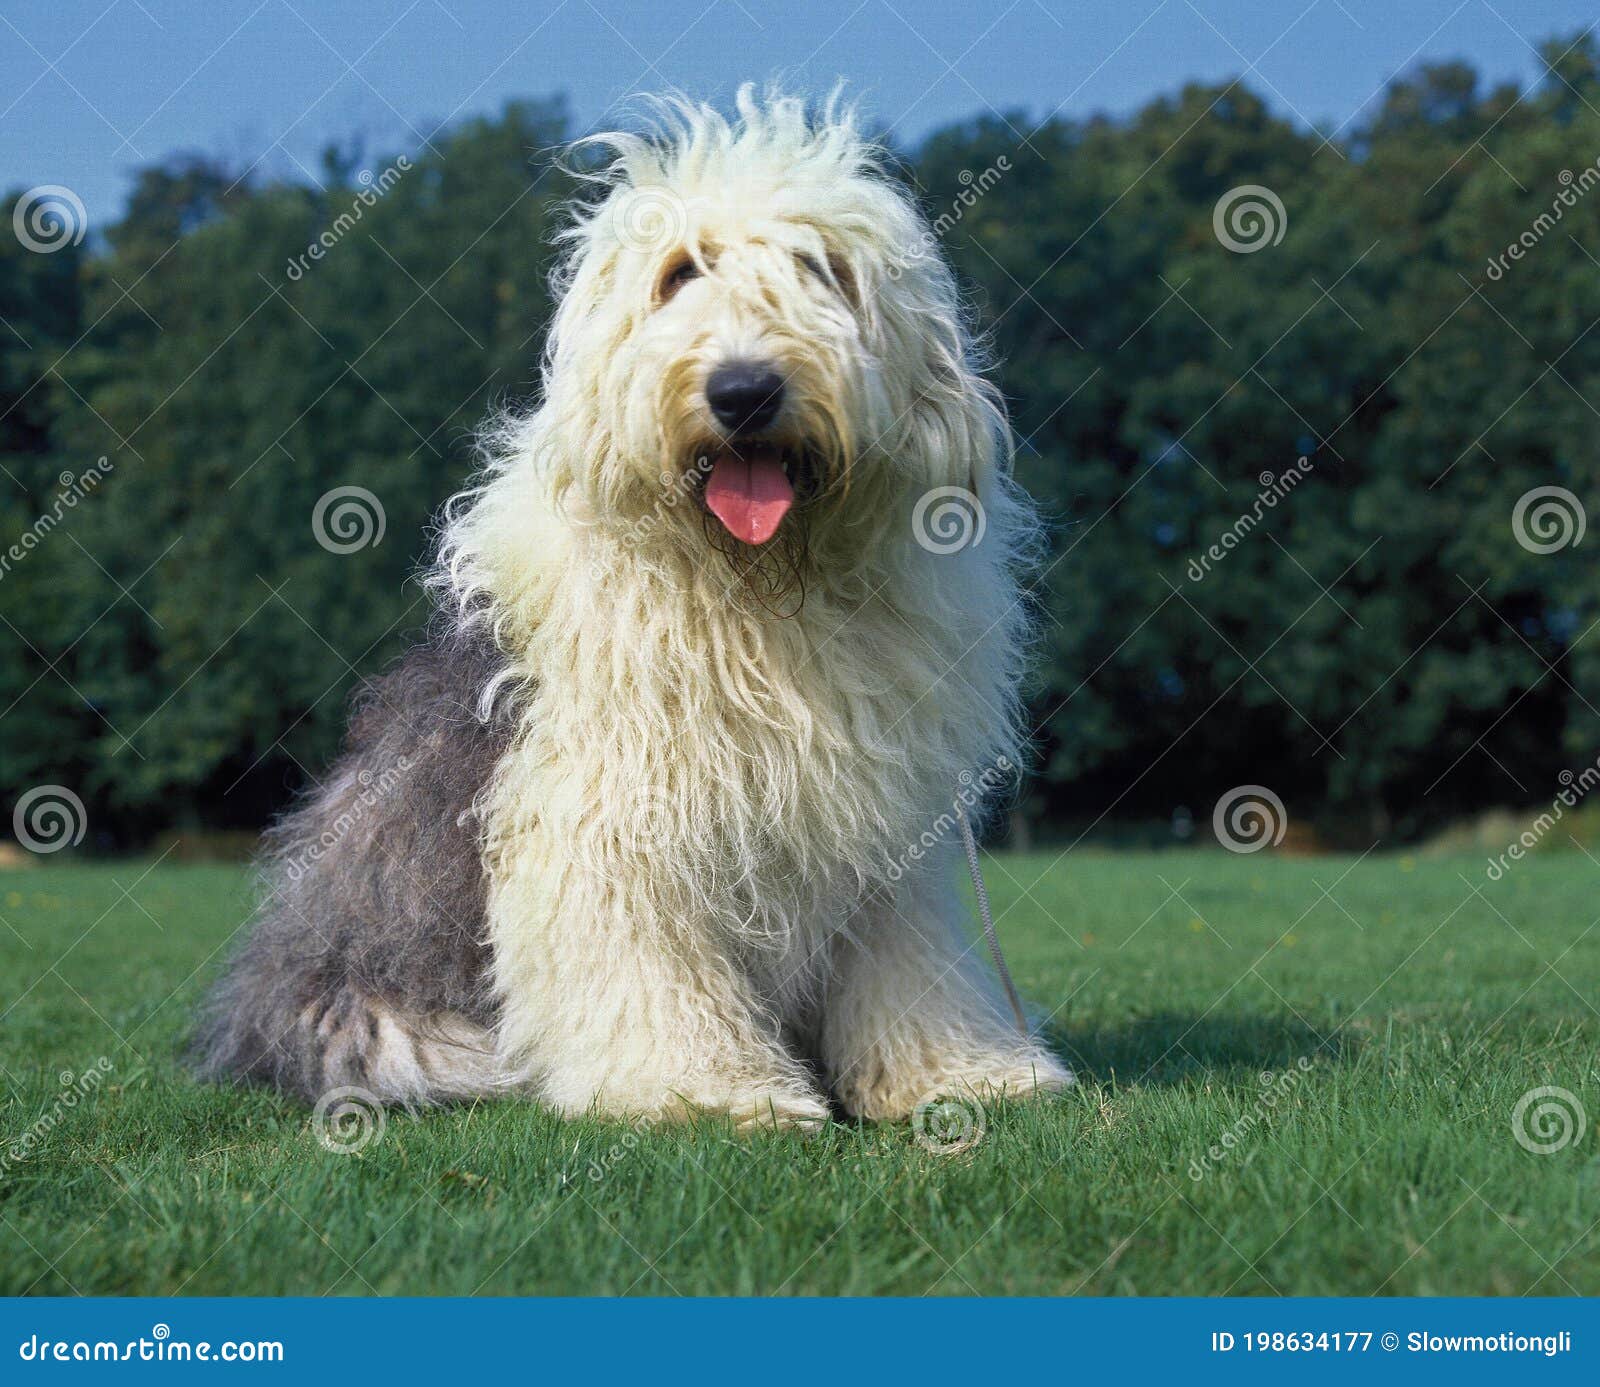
[{"x1": 706, "y1": 363, "x2": 785, "y2": 434}]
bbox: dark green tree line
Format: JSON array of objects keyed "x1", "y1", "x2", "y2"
[{"x1": 3, "y1": 46, "x2": 1598, "y2": 846}]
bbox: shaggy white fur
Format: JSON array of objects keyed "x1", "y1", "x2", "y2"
[{"x1": 438, "y1": 86, "x2": 1071, "y2": 1128}]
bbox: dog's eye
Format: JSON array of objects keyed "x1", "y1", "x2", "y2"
[
  {"x1": 659, "y1": 257, "x2": 701, "y2": 301},
  {"x1": 799, "y1": 251, "x2": 857, "y2": 306}
]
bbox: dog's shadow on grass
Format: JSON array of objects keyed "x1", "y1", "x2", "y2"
[{"x1": 1044, "y1": 1012, "x2": 1359, "y2": 1088}]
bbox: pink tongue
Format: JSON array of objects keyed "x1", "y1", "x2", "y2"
[{"x1": 704, "y1": 448, "x2": 794, "y2": 545}]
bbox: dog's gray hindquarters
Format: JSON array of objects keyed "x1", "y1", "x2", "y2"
[{"x1": 192, "y1": 626, "x2": 519, "y2": 1103}]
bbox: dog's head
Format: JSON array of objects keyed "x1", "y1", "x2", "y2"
[{"x1": 542, "y1": 87, "x2": 1005, "y2": 578}]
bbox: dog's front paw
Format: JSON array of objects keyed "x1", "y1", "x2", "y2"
[
  {"x1": 949, "y1": 1052, "x2": 1075, "y2": 1108},
  {"x1": 644, "y1": 1081, "x2": 830, "y2": 1135},
  {"x1": 714, "y1": 1087, "x2": 831, "y2": 1135},
  {"x1": 551, "y1": 1069, "x2": 830, "y2": 1134},
  {"x1": 836, "y1": 1048, "x2": 1073, "y2": 1122}
]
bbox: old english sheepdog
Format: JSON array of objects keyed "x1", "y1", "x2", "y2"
[{"x1": 197, "y1": 88, "x2": 1072, "y2": 1130}]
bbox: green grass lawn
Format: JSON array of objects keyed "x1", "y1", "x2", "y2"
[{"x1": 1, "y1": 848, "x2": 1597, "y2": 1296}]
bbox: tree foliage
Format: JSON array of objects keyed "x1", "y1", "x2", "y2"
[{"x1": 4, "y1": 49, "x2": 1598, "y2": 845}]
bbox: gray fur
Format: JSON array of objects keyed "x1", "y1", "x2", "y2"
[{"x1": 192, "y1": 624, "x2": 522, "y2": 1103}]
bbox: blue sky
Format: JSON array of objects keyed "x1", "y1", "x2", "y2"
[{"x1": 4, "y1": 0, "x2": 1596, "y2": 233}]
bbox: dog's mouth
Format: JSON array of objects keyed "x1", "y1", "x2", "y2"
[{"x1": 694, "y1": 443, "x2": 817, "y2": 546}]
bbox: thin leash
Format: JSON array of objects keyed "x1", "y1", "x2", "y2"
[{"x1": 954, "y1": 799, "x2": 1029, "y2": 1034}]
